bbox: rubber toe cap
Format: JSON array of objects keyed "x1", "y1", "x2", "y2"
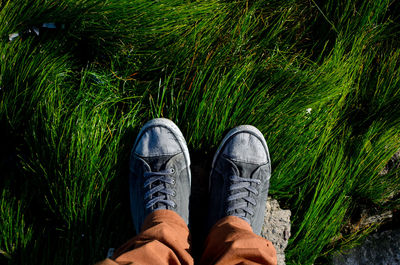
[
  {"x1": 135, "y1": 126, "x2": 181, "y2": 157},
  {"x1": 222, "y1": 131, "x2": 268, "y2": 164}
]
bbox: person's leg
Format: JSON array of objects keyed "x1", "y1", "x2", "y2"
[
  {"x1": 201, "y1": 125, "x2": 277, "y2": 265},
  {"x1": 96, "y1": 118, "x2": 193, "y2": 265},
  {"x1": 96, "y1": 210, "x2": 192, "y2": 265},
  {"x1": 200, "y1": 216, "x2": 276, "y2": 265}
]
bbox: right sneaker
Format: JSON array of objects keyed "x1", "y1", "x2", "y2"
[{"x1": 207, "y1": 125, "x2": 271, "y2": 235}]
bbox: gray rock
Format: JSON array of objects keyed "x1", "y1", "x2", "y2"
[
  {"x1": 261, "y1": 197, "x2": 291, "y2": 265},
  {"x1": 379, "y1": 150, "x2": 400, "y2": 176},
  {"x1": 332, "y1": 229, "x2": 400, "y2": 265}
]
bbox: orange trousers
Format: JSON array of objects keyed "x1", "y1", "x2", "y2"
[{"x1": 96, "y1": 209, "x2": 277, "y2": 265}]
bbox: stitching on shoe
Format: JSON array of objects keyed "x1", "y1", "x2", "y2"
[
  {"x1": 134, "y1": 151, "x2": 183, "y2": 158},
  {"x1": 222, "y1": 153, "x2": 269, "y2": 166}
]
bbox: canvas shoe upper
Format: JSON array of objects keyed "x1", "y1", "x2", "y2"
[
  {"x1": 129, "y1": 118, "x2": 191, "y2": 234},
  {"x1": 208, "y1": 125, "x2": 271, "y2": 235}
]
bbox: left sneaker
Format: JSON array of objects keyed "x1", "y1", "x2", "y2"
[{"x1": 129, "y1": 118, "x2": 191, "y2": 233}]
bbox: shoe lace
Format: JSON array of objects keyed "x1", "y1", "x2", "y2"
[
  {"x1": 226, "y1": 175, "x2": 261, "y2": 223},
  {"x1": 143, "y1": 168, "x2": 176, "y2": 210}
]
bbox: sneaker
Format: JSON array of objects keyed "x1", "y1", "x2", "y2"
[
  {"x1": 129, "y1": 118, "x2": 191, "y2": 233},
  {"x1": 207, "y1": 125, "x2": 271, "y2": 235}
]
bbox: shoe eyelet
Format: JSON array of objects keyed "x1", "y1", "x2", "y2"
[
  {"x1": 172, "y1": 191, "x2": 176, "y2": 197},
  {"x1": 173, "y1": 202, "x2": 177, "y2": 208},
  {"x1": 171, "y1": 179, "x2": 175, "y2": 185},
  {"x1": 170, "y1": 168, "x2": 175, "y2": 173}
]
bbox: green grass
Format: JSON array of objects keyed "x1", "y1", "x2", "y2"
[{"x1": 1, "y1": 0, "x2": 400, "y2": 264}]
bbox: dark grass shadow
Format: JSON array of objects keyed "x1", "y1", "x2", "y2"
[
  {"x1": 100, "y1": 125, "x2": 139, "y2": 252},
  {"x1": 188, "y1": 127, "x2": 232, "y2": 262},
  {"x1": 0, "y1": 119, "x2": 23, "y2": 194},
  {"x1": 188, "y1": 149, "x2": 212, "y2": 261}
]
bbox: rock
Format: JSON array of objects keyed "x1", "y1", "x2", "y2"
[
  {"x1": 261, "y1": 197, "x2": 291, "y2": 265},
  {"x1": 359, "y1": 210, "x2": 393, "y2": 228},
  {"x1": 333, "y1": 150, "x2": 400, "y2": 265},
  {"x1": 332, "y1": 229, "x2": 400, "y2": 265},
  {"x1": 342, "y1": 206, "x2": 394, "y2": 235}
]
